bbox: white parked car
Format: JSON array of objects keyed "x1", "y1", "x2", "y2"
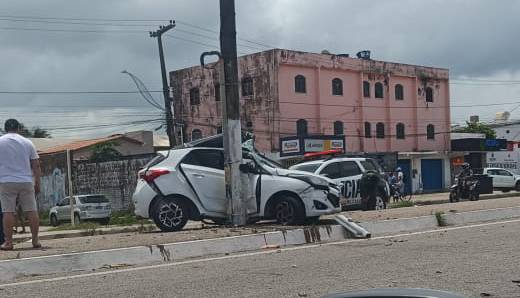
[
  {"x1": 132, "y1": 147, "x2": 341, "y2": 231},
  {"x1": 481, "y1": 167, "x2": 520, "y2": 191},
  {"x1": 49, "y1": 194, "x2": 111, "y2": 226},
  {"x1": 289, "y1": 157, "x2": 390, "y2": 210}
]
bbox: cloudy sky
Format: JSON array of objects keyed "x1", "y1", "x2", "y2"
[{"x1": 1, "y1": 0, "x2": 519, "y2": 139}]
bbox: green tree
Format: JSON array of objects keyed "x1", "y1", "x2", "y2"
[
  {"x1": 89, "y1": 141, "x2": 122, "y2": 162},
  {"x1": 454, "y1": 121, "x2": 496, "y2": 139},
  {"x1": 0, "y1": 123, "x2": 51, "y2": 138}
]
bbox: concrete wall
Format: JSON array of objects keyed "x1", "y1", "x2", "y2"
[
  {"x1": 73, "y1": 156, "x2": 154, "y2": 211},
  {"x1": 38, "y1": 152, "x2": 68, "y2": 211}
]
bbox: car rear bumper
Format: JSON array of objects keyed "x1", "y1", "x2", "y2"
[
  {"x1": 81, "y1": 211, "x2": 111, "y2": 219},
  {"x1": 133, "y1": 179, "x2": 158, "y2": 219}
]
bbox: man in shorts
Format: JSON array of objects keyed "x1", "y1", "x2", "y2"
[{"x1": 0, "y1": 119, "x2": 41, "y2": 250}]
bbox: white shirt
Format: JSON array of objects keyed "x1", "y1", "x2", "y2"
[{"x1": 0, "y1": 133, "x2": 39, "y2": 183}]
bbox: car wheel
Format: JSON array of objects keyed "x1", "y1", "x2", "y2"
[
  {"x1": 273, "y1": 196, "x2": 305, "y2": 225},
  {"x1": 364, "y1": 193, "x2": 386, "y2": 211},
  {"x1": 50, "y1": 214, "x2": 59, "y2": 227},
  {"x1": 73, "y1": 213, "x2": 81, "y2": 225},
  {"x1": 449, "y1": 192, "x2": 457, "y2": 203},
  {"x1": 515, "y1": 182, "x2": 520, "y2": 192},
  {"x1": 151, "y1": 197, "x2": 189, "y2": 232},
  {"x1": 99, "y1": 218, "x2": 110, "y2": 225}
]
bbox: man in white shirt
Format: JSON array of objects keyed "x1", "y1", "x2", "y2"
[{"x1": 0, "y1": 119, "x2": 41, "y2": 250}]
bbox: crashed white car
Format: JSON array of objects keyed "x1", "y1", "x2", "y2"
[
  {"x1": 133, "y1": 147, "x2": 341, "y2": 231},
  {"x1": 290, "y1": 157, "x2": 390, "y2": 210}
]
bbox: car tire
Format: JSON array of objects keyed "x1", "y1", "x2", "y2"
[
  {"x1": 515, "y1": 182, "x2": 520, "y2": 192},
  {"x1": 50, "y1": 214, "x2": 59, "y2": 227},
  {"x1": 73, "y1": 213, "x2": 81, "y2": 225},
  {"x1": 364, "y1": 193, "x2": 386, "y2": 211},
  {"x1": 151, "y1": 197, "x2": 189, "y2": 232},
  {"x1": 99, "y1": 218, "x2": 110, "y2": 225},
  {"x1": 273, "y1": 195, "x2": 305, "y2": 225}
]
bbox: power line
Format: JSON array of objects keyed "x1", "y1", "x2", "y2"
[
  {"x1": 0, "y1": 15, "x2": 169, "y2": 22},
  {"x1": 0, "y1": 26, "x2": 145, "y2": 33},
  {"x1": 0, "y1": 90, "x2": 162, "y2": 94},
  {"x1": 0, "y1": 17, "x2": 159, "y2": 27}
]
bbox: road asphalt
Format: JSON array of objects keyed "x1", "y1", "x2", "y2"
[{"x1": 2, "y1": 218, "x2": 520, "y2": 297}]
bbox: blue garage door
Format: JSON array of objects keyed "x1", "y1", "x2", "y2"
[
  {"x1": 421, "y1": 159, "x2": 443, "y2": 192},
  {"x1": 396, "y1": 159, "x2": 412, "y2": 194}
]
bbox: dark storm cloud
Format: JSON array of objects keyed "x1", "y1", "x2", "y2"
[{"x1": 0, "y1": 0, "x2": 518, "y2": 135}]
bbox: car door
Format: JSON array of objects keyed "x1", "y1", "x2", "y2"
[
  {"x1": 486, "y1": 169, "x2": 500, "y2": 187},
  {"x1": 57, "y1": 197, "x2": 70, "y2": 221},
  {"x1": 180, "y1": 149, "x2": 226, "y2": 213},
  {"x1": 498, "y1": 169, "x2": 515, "y2": 188},
  {"x1": 338, "y1": 161, "x2": 363, "y2": 205}
]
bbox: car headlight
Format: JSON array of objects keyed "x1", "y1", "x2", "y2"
[{"x1": 289, "y1": 174, "x2": 329, "y2": 190}]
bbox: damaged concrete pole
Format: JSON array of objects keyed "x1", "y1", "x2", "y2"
[{"x1": 220, "y1": 0, "x2": 246, "y2": 225}]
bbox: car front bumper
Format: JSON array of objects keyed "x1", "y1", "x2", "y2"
[{"x1": 302, "y1": 187, "x2": 341, "y2": 217}]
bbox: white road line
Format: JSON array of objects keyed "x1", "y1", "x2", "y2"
[{"x1": 2, "y1": 217, "x2": 520, "y2": 288}]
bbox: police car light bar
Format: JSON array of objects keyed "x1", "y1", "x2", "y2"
[{"x1": 303, "y1": 149, "x2": 344, "y2": 159}]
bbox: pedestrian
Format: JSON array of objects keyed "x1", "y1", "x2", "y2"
[{"x1": 0, "y1": 119, "x2": 42, "y2": 250}]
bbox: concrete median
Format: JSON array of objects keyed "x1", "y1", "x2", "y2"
[{"x1": 2, "y1": 205, "x2": 520, "y2": 283}]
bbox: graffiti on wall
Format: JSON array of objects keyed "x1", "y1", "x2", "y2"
[{"x1": 40, "y1": 168, "x2": 66, "y2": 209}]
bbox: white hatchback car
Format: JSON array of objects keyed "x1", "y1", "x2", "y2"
[
  {"x1": 290, "y1": 157, "x2": 390, "y2": 210},
  {"x1": 132, "y1": 147, "x2": 341, "y2": 231},
  {"x1": 49, "y1": 194, "x2": 111, "y2": 226}
]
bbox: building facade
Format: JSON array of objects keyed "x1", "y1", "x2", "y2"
[{"x1": 170, "y1": 49, "x2": 451, "y2": 157}]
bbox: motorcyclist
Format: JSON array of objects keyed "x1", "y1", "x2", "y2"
[{"x1": 456, "y1": 163, "x2": 473, "y2": 195}]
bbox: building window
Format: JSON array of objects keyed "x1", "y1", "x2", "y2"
[
  {"x1": 375, "y1": 82, "x2": 384, "y2": 99},
  {"x1": 191, "y1": 129, "x2": 202, "y2": 141},
  {"x1": 376, "y1": 122, "x2": 385, "y2": 138},
  {"x1": 190, "y1": 87, "x2": 200, "y2": 105},
  {"x1": 395, "y1": 84, "x2": 404, "y2": 100},
  {"x1": 425, "y1": 87, "x2": 433, "y2": 102},
  {"x1": 364, "y1": 122, "x2": 371, "y2": 138},
  {"x1": 333, "y1": 121, "x2": 344, "y2": 135},
  {"x1": 427, "y1": 124, "x2": 435, "y2": 139},
  {"x1": 332, "y1": 78, "x2": 343, "y2": 96},
  {"x1": 214, "y1": 83, "x2": 220, "y2": 102},
  {"x1": 241, "y1": 77, "x2": 253, "y2": 97},
  {"x1": 294, "y1": 75, "x2": 306, "y2": 93},
  {"x1": 396, "y1": 123, "x2": 405, "y2": 139},
  {"x1": 296, "y1": 119, "x2": 308, "y2": 136},
  {"x1": 363, "y1": 81, "x2": 370, "y2": 98}
]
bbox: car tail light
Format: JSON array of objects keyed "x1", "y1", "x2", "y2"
[{"x1": 141, "y1": 168, "x2": 170, "y2": 183}]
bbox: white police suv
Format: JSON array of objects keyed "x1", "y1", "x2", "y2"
[{"x1": 289, "y1": 156, "x2": 389, "y2": 210}]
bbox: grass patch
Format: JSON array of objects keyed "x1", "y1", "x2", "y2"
[
  {"x1": 39, "y1": 211, "x2": 50, "y2": 226},
  {"x1": 49, "y1": 222, "x2": 100, "y2": 232},
  {"x1": 389, "y1": 200, "x2": 415, "y2": 208},
  {"x1": 109, "y1": 210, "x2": 140, "y2": 226},
  {"x1": 435, "y1": 211, "x2": 446, "y2": 226}
]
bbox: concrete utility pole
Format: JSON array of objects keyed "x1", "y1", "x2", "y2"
[
  {"x1": 150, "y1": 20, "x2": 176, "y2": 148},
  {"x1": 220, "y1": 0, "x2": 246, "y2": 225},
  {"x1": 66, "y1": 149, "x2": 75, "y2": 226}
]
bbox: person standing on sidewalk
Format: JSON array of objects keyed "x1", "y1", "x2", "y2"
[{"x1": 0, "y1": 119, "x2": 41, "y2": 250}]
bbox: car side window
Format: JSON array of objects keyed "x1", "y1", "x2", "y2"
[
  {"x1": 61, "y1": 198, "x2": 69, "y2": 206},
  {"x1": 498, "y1": 169, "x2": 512, "y2": 176},
  {"x1": 339, "y1": 161, "x2": 362, "y2": 177},
  {"x1": 182, "y1": 149, "x2": 224, "y2": 170},
  {"x1": 487, "y1": 170, "x2": 497, "y2": 175},
  {"x1": 320, "y1": 162, "x2": 342, "y2": 179}
]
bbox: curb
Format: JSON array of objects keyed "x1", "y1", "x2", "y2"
[
  {"x1": 414, "y1": 192, "x2": 520, "y2": 206},
  {"x1": 2, "y1": 206, "x2": 520, "y2": 283},
  {"x1": 13, "y1": 225, "x2": 156, "y2": 243}
]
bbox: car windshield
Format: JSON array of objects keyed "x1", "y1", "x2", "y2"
[
  {"x1": 361, "y1": 160, "x2": 382, "y2": 172},
  {"x1": 79, "y1": 195, "x2": 109, "y2": 204},
  {"x1": 290, "y1": 163, "x2": 322, "y2": 173}
]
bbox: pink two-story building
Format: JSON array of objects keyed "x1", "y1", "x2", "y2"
[{"x1": 170, "y1": 49, "x2": 451, "y2": 192}]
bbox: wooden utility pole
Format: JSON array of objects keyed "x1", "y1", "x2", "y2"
[
  {"x1": 150, "y1": 20, "x2": 176, "y2": 148},
  {"x1": 220, "y1": 0, "x2": 246, "y2": 225}
]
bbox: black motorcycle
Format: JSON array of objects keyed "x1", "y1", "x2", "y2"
[{"x1": 449, "y1": 176, "x2": 480, "y2": 202}]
